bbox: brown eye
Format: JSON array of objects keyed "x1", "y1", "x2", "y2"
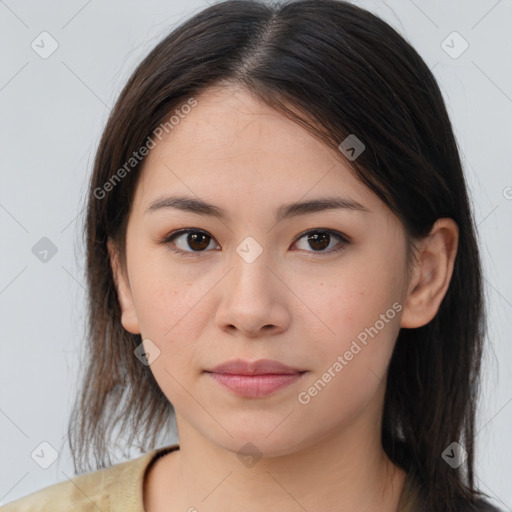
[
  {"x1": 293, "y1": 229, "x2": 349, "y2": 255},
  {"x1": 307, "y1": 232, "x2": 330, "y2": 251},
  {"x1": 163, "y1": 228, "x2": 349, "y2": 258},
  {"x1": 185, "y1": 232, "x2": 211, "y2": 251},
  {"x1": 164, "y1": 229, "x2": 218, "y2": 255}
]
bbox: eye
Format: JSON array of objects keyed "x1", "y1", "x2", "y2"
[
  {"x1": 162, "y1": 228, "x2": 349, "y2": 258},
  {"x1": 292, "y1": 229, "x2": 349, "y2": 256},
  {"x1": 163, "y1": 229, "x2": 219, "y2": 256}
]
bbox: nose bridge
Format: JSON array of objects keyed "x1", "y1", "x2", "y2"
[
  {"x1": 230, "y1": 234, "x2": 273, "y2": 299},
  {"x1": 214, "y1": 235, "x2": 290, "y2": 335}
]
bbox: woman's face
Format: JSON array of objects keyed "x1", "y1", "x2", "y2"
[{"x1": 111, "y1": 85, "x2": 412, "y2": 457}]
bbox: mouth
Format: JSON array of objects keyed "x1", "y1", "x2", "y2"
[
  {"x1": 206, "y1": 372, "x2": 307, "y2": 398},
  {"x1": 205, "y1": 358, "x2": 306, "y2": 375}
]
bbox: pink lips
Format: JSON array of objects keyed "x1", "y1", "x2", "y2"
[{"x1": 205, "y1": 358, "x2": 307, "y2": 398}]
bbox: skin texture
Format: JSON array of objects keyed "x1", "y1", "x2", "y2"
[{"x1": 108, "y1": 84, "x2": 459, "y2": 512}]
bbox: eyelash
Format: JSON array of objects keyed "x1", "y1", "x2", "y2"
[{"x1": 161, "y1": 228, "x2": 350, "y2": 258}]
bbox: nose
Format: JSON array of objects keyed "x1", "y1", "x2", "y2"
[{"x1": 214, "y1": 249, "x2": 291, "y2": 338}]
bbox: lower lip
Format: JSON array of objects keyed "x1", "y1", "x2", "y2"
[{"x1": 207, "y1": 372, "x2": 306, "y2": 398}]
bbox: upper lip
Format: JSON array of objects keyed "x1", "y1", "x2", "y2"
[{"x1": 206, "y1": 358, "x2": 305, "y2": 375}]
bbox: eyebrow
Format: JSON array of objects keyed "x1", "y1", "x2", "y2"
[{"x1": 145, "y1": 194, "x2": 370, "y2": 221}]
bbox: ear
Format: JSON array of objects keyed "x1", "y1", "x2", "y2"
[
  {"x1": 107, "y1": 237, "x2": 141, "y2": 335},
  {"x1": 400, "y1": 218, "x2": 459, "y2": 328}
]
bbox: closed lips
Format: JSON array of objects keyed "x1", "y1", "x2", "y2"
[{"x1": 205, "y1": 358, "x2": 306, "y2": 375}]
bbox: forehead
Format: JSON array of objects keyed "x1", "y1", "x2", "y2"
[{"x1": 132, "y1": 85, "x2": 380, "y2": 215}]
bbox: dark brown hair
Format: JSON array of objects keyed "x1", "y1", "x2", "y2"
[{"x1": 68, "y1": 0, "x2": 494, "y2": 509}]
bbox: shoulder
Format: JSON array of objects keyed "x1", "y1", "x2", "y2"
[{"x1": 0, "y1": 449, "x2": 159, "y2": 512}]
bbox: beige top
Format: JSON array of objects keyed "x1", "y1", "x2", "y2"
[{"x1": 0, "y1": 443, "x2": 426, "y2": 511}]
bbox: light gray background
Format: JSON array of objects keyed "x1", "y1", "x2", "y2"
[{"x1": 1, "y1": 0, "x2": 511, "y2": 508}]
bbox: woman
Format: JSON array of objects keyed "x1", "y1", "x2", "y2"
[{"x1": 1, "y1": 0, "x2": 501, "y2": 510}]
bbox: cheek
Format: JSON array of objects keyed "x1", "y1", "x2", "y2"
[
  {"x1": 304, "y1": 259, "x2": 403, "y2": 378},
  {"x1": 128, "y1": 247, "x2": 209, "y2": 338},
  {"x1": 294, "y1": 276, "x2": 400, "y2": 432},
  {"x1": 130, "y1": 261, "x2": 207, "y2": 404},
  {"x1": 323, "y1": 241, "x2": 406, "y2": 339}
]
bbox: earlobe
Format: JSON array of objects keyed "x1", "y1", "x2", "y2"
[
  {"x1": 107, "y1": 237, "x2": 141, "y2": 335},
  {"x1": 400, "y1": 218, "x2": 459, "y2": 329}
]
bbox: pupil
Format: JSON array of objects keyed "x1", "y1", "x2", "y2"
[
  {"x1": 188, "y1": 232, "x2": 209, "y2": 251},
  {"x1": 309, "y1": 232, "x2": 329, "y2": 251}
]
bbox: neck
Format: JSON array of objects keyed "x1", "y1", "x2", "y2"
[{"x1": 166, "y1": 409, "x2": 406, "y2": 512}]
